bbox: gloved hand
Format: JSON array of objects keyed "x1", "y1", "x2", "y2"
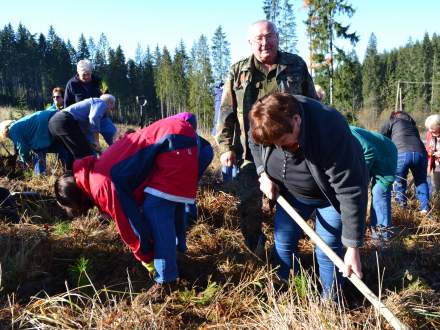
[{"x1": 141, "y1": 261, "x2": 155, "y2": 275}]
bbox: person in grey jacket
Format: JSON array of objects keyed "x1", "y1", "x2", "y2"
[{"x1": 249, "y1": 92, "x2": 368, "y2": 298}]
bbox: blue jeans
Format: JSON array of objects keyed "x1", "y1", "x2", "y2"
[
  {"x1": 222, "y1": 165, "x2": 239, "y2": 182},
  {"x1": 370, "y1": 180, "x2": 392, "y2": 240},
  {"x1": 393, "y1": 152, "x2": 429, "y2": 211},
  {"x1": 143, "y1": 194, "x2": 186, "y2": 283},
  {"x1": 273, "y1": 194, "x2": 343, "y2": 299},
  {"x1": 32, "y1": 143, "x2": 70, "y2": 175}
]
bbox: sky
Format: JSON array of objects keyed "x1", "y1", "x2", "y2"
[{"x1": 1, "y1": 0, "x2": 439, "y2": 64}]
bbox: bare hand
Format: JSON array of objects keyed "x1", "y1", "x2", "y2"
[
  {"x1": 341, "y1": 247, "x2": 363, "y2": 278},
  {"x1": 259, "y1": 172, "x2": 279, "y2": 200},
  {"x1": 220, "y1": 151, "x2": 236, "y2": 167}
]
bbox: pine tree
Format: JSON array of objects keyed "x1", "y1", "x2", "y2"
[
  {"x1": 396, "y1": 39, "x2": 422, "y2": 112},
  {"x1": 380, "y1": 49, "x2": 399, "y2": 112},
  {"x1": 134, "y1": 43, "x2": 143, "y2": 65},
  {"x1": 173, "y1": 40, "x2": 189, "y2": 113},
  {"x1": 141, "y1": 46, "x2": 159, "y2": 121},
  {"x1": 362, "y1": 33, "x2": 382, "y2": 118},
  {"x1": 87, "y1": 37, "x2": 96, "y2": 63},
  {"x1": 107, "y1": 46, "x2": 129, "y2": 121},
  {"x1": 188, "y1": 35, "x2": 214, "y2": 131},
  {"x1": 127, "y1": 59, "x2": 142, "y2": 95},
  {"x1": 278, "y1": 0, "x2": 297, "y2": 53},
  {"x1": 211, "y1": 25, "x2": 231, "y2": 83},
  {"x1": 46, "y1": 26, "x2": 74, "y2": 92},
  {"x1": 262, "y1": 0, "x2": 281, "y2": 24},
  {"x1": 15, "y1": 23, "x2": 40, "y2": 105},
  {"x1": 431, "y1": 34, "x2": 440, "y2": 111},
  {"x1": 76, "y1": 33, "x2": 90, "y2": 61},
  {"x1": 0, "y1": 24, "x2": 17, "y2": 99},
  {"x1": 421, "y1": 33, "x2": 433, "y2": 111},
  {"x1": 304, "y1": 0, "x2": 359, "y2": 105},
  {"x1": 155, "y1": 46, "x2": 173, "y2": 118},
  {"x1": 65, "y1": 40, "x2": 77, "y2": 66},
  {"x1": 333, "y1": 50, "x2": 362, "y2": 121},
  {"x1": 94, "y1": 33, "x2": 109, "y2": 78},
  {"x1": 38, "y1": 33, "x2": 50, "y2": 98}
]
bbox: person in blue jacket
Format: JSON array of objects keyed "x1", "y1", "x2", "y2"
[
  {"x1": 0, "y1": 108, "x2": 66, "y2": 174},
  {"x1": 350, "y1": 126, "x2": 397, "y2": 242}
]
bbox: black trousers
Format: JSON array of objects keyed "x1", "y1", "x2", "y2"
[{"x1": 48, "y1": 111, "x2": 94, "y2": 170}]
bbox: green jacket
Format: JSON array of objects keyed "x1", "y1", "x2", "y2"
[
  {"x1": 215, "y1": 51, "x2": 318, "y2": 162},
  {"x1": 350, "y1": 126, "x2": 397, "y2": 191}
]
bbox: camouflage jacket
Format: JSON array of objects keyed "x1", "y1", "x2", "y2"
[{"x1": 215, "y1": 51, "x2": 318, "y2": 162}]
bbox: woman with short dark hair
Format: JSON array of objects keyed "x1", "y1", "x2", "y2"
[{"x1": 249, "y1": 92, "x2": 368, "y2": 299}]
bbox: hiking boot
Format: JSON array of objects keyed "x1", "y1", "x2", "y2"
[
  {"x1": 254, "y1": 233, "x2": 267, "y2": 259},
  {"x1": 145, "y1": 281, "x2": 178, "y2": 302}
]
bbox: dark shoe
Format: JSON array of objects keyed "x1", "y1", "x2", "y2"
[
  {"x1": 254, "y1": 233, "x2": 267, "y2": 259},
  {"x1": 145, "y1": 281, "x2": 178, "y2": 302}
]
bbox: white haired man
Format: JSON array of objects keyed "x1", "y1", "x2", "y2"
[
  {"x1": 216, "y1": 20, "x2": 318, "y2": 254},
  {"x1": 64, "y1": 59, "x2": 102, "y2": 108},
  {"x1": 48, "y1": 94, "x2": 116, "y2": 170}
]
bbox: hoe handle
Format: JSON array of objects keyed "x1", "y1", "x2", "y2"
[{"x1": 277, "y1": 195, "x2": 409, "y2": 330}]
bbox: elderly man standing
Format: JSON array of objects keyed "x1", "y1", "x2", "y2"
[{"x1": 216, "y1": 20, "x2": 318, "y2": 254}]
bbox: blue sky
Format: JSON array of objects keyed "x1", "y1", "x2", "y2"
[{"x1": 1, "y1": 0, "x2": 439, "y2": 63}]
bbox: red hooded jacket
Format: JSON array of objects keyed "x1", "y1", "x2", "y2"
[{"x1": 73, "y1": 117, "x2": 198, "y2": 263}]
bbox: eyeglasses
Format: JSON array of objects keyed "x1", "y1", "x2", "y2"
[{"x1": 252, "y1": 33, "x2": 276, "y2": 44}]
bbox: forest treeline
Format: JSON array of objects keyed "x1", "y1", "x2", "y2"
[{"x1": 1, "y1": 21, "x2": 440, "y2": 129}]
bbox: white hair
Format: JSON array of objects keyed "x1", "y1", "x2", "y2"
[
  {"x1": 0, "y1": 120, "x2": 15, "y2": 139},
  {"x1": 77, "y1": 59, "x2": 93, "y2": 73},
  {"x1": 247, "y1": 20, "x2": 278, "y2": 41},
  {"x1": 425, "y1": 114, "x2": 440, "y2": 129},
  {"x1": 100, "y1": 94, "x2": 116, "y2": 107}
]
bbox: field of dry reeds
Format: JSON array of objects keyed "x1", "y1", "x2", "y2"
[{"x1": 0, "y1": 114, "x2": 439, "y2": 329}]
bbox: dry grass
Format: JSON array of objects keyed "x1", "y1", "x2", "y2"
[{"x1": 0, "y1": 118, "x2": 439, "y2": 329}]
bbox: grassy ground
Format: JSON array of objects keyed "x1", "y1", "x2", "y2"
[{"x1": 0, "y1": 123, "x2": 439, "y2": 329}]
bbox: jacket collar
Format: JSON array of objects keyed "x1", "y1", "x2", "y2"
[{"x1": 240, "y1": 51, "x2": 294, "y2": 74}]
